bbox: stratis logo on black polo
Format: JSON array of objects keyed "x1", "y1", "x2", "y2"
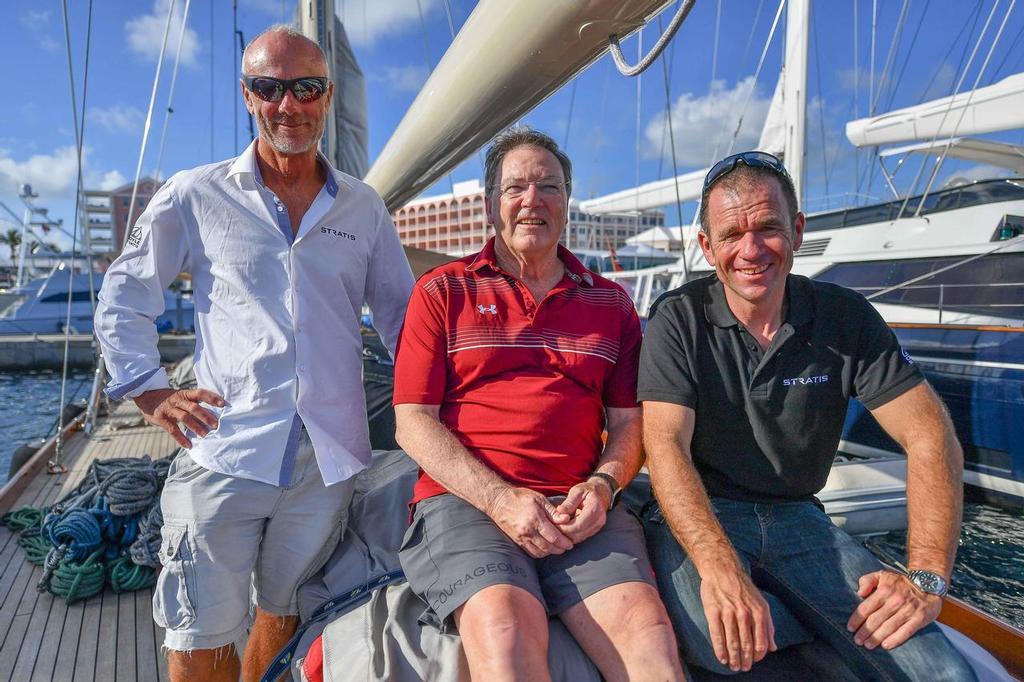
[
  {"x1": 783, "y1": 375, "x2": 830, "y2": 386},
  {"x1": 321, "y1": 227, "x2": 356, "y2": 241}
]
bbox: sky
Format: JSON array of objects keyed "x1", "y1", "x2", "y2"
[{"x1": 1, "y1": 0, "x2": 1023, "y2": 255}]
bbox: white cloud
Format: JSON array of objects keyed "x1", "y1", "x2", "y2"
[
  {"x1": 90, "y1": 106, "x2": 145, "y2": 135},
  {"x1": 20, "y1": 10, "x2": 59, "y2": 52},
  {"x1": 945, "y1": 164, "x2": 1012, "y2": 185},
  {"x1": 0, "y1": 146, "x2": 82, "y2": 197},
  {"x1": 371, "y1": 65, "x2": 430, "y2": 93},
  {"x1": 334, "y1": 0, "x2": 440, "y2": 47},
  {"x1": 0, "y1": 146, "x2": 126, "y2": 199},
  {"x1": 98, "y1": 170, "x2": 129, "y2": 191},
  {"x1": 644, "y1": 77, "x2": 772, "y2": 168},
  {"x1": 125, "y1": 0, "x2": 200, "y2": 67}
]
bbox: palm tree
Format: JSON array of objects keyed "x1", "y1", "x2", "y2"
[{"x1": 0, "y1": 229, "x2": 21, "y2": 263}]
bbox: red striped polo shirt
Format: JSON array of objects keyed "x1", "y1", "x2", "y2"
[{"x1": 393, "y1": 237, "x2": 642, "y2": 504}]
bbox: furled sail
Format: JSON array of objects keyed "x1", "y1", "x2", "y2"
[
  {"x1": 364, "y1": 0, "x2": 681, "y2": 211},
  {"x1": 846, "y1": 72, "x2": 1024, "y2": 148}
]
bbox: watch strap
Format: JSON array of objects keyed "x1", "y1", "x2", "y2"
[{"x1": 590, "y1": 472, "x2": 621, "y2": 511}]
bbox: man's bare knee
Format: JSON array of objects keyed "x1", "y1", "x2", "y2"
[{"x1": 456, "y1": 586, "x2": 551, "y2": 680}]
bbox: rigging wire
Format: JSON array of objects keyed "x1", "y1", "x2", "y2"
[
  {"x1": 725, "y1": 0, "x2": 786, "y2": 157},
  {"x1": 811, "y1": 8, "x2": 830, "y2": 210},
  {"x1": 869, "y1": 0, "x2": 911, "y2": 116},
  {"x1": 154, "y1": 0, "x2": 194, "y2": 182},
  {"x1": 711, "y1": 0, "x2": 722, "y2": 85},
  {"x1": 893, "y1": 0, "x2": 1003, "y2": 218},
  {"x1": 233, "y1": 0, "x2": 238, "y2": 154},
  {"x1": 633, "y1": 30, "x2": 643, "y2": 267},
  {"x1": 916, "y1": 0, "x2": 1016, "y2": 209},
  {"x1": 740, "y1": 0, "x2": 766, "y2": 67},
  {"x1": 658, "y1": 17, "x2": 687, "y2": 272},
  {"x1": 853, "y1": 0, "x2": 859, "y2": 201},
  {"x1": 209, "y1": 0, "x2": 214, "y2": 162},
  {"x1": 56, "y1": 0, "x2": 94, "y2": 471},
  {"x1": 609, "y1": 0, "x2": 695, "y2": 77},
  {"x1": 125, "y1": 0, "x2": 177, "y2": 246},
  {"x1": 860, "y1": 0, "x2": 911, "y2": 198},
  {"x1": 563, "y1": 78, "x2": 578, "y2": 152},
  {"x1": 991, "y1": 13, "x2": 1024, "y2": 77},
  {"x1": 883, "y1": 0, "x2": 931, "y2": 113}
]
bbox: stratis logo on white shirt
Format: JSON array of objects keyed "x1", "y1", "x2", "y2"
[
  {"x1": 477, "y1": 304, "x2": 497, "y2": 315},
  {"x1": 321, "y1": 227, "x2": 356, "y2": 241}
]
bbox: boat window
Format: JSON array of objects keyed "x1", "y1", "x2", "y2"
[
  {"x1": 0, "y1": 295, "x2": 29, "y2": 319},
  {"x1": 817, "y1": 254, "x2": 1024, "y2": 319},
  {"x1": 804, "y1": 179, "x2": 1024, "y2": 232},
  {"x1": 39, "y1": 291, "x2": 95, "y2": 304}
]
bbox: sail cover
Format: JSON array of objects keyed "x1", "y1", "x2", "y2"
[
  {"x1": 879, "y1": 137, "x2": 1024, "y2": 173},
  {"x1": 846, "y1": 72, "x2": 1024, "y2": 148}
]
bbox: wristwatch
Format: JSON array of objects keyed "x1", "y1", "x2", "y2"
[
  {"x1": 590, "y1": 472, "x2": 621, "y2": 511},
  {"x1": 908, "y1": 570, "x2": 949, "y2": 598}
]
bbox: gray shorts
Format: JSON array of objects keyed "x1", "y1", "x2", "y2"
[
  {"x1": 398, "y1": 493, "x2": 656, "y2": 629},
  {"x1": 154, "y1": 431, "x2": 356, "y2": 651}
]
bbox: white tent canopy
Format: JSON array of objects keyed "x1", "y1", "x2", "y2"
[
  {"x1": 846, "y1": 72, "x2": 1024, "y2": 148},
  {"x1": 879, "y1": 137, "x2": 1024, "y2": 174}
]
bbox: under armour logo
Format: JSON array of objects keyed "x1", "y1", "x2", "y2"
[{"x1": 477, "y1": 304, "x2": 497, "y2": 315}]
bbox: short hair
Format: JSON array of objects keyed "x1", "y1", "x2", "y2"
[
  {"x1": 242, "y1": 24, "x2": 329, "y2": 75},
  {"x1": 484, "y1": 127, "x2": 572, "y2": 197},
  {"x1": 698, "y1": 165, "x2": 799, "y2": 235}
]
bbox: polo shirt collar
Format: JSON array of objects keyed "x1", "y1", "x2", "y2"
[
  {"x1": 703, "y1": 274, "x2": 814, "y2": 328},
  {"x1": 466, "y1": 237, "x2": 594, "y2": 286},
  {"x1": 226, "y1": 139, "x2": 340, "y2": 198}
]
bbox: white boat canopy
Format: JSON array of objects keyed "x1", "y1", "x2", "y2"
[
  {"x1": 846, "y1": 72, "x2": 1024, "y2": 148},
  {"x1": 879, "y1": 137, "x2": 1024, "y2": 174}
]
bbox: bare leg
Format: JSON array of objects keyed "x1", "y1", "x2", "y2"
[
  {"x1": 561, "y1": 581, "x2": 686, "y2": 682},
  {"x1": 242, "y1": 608, "x2": 299, "y2": 682},
  {"x1": 454, "y1": 585, "x2": 552, "y2": 682},
  {"x1": 167, "y1": 644, "x2": 240, "y2": 682}
]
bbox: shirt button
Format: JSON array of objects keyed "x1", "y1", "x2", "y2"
[{"x1": 277, "y1": 205, "x2": 285, "y2": 212}]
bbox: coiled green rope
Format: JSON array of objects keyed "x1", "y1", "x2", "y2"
[
  {"x1": 48, "y1": 548, "x2": 106, "y2": 604},
  {"x1": 1, "y1": 506, "x2": 44, "y2": 532},
  {"x1": 18, "y1": 527, "x2": 51, "y2": 566},
  {"x1": 107, "y1": 554, "x2": 155, "y2": 593}
]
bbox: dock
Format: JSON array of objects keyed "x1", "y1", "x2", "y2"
[
  {"x1": 0, "y1": 334, "x2": 195, "y2": 371},
  {"x1": 0, "y1": 401, "x2": 174, "y2": 680}
]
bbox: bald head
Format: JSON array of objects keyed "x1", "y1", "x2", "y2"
[{"x1": 242, "y1": 24, "x2": 328, "y2": 76}]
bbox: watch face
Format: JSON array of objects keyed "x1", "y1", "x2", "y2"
[{"x1": 911, "y1": 571, "x2": 947, "y2": 595}]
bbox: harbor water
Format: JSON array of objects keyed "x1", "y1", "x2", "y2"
[{"x1": 1, "y1": 371, "x2": 1022, "y2": 631}]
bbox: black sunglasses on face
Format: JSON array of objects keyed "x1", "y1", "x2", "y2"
[
  {"x1": 243, "y1": 76, "x2": 329, "y2": 103},
  {"x1": 702, "y1": 151, "x2": 792, "y2": 193}
]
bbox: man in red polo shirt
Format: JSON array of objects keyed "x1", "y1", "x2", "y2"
[{"x1": 392, "y1": 127, "x2": 685, "y2": 681}]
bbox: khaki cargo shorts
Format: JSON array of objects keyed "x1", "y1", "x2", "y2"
[{"x1": 154, "y1": 432, "x2": 355, "y2": 651}]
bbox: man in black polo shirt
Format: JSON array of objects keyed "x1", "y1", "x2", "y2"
[{"x1": 639, "y1": 151, "x2": 975, "y2": 680}]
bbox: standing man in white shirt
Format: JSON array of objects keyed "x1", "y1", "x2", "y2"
[{"x1": 94, "y1": 25, "x2": 413, "y2": 682}]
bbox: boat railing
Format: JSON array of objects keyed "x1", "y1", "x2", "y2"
[{"x1": 852, "y1": 281, "x2": 1024, "y2": 324}]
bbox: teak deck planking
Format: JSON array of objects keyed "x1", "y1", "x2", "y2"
[{"x1": 0, "y1": 401, "x2": 174, "y2": 681}]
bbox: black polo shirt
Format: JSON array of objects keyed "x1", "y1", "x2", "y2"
[{"x1": 638, "y1": 274, "x2": 923, "y2": 503}]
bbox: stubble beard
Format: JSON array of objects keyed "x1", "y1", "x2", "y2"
[{"x1": 257, "y1": 110, "x2": 326, "y2": 155}]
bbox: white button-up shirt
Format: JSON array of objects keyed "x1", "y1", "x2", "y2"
[{"x1": 95, "y1": 141, "x2": 414, "y2": 486}]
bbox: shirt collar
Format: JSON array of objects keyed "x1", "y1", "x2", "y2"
[
  {"x1": 226, "y1": 139, "x2": 340, "y2": 198},
  {"x1": 466, "y1": 237, "x2": 594, "y2": 286},
  {"x1": 703, "y1": 274, "x2": 814, "y2": 328}
]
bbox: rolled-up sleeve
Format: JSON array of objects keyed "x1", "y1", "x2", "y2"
[
  {"x1": 95, "y1": 179, "x2": 191, "y2": 400},
  {"x1": 364, "y1": 200, "x2": 414, "y2": 358}
]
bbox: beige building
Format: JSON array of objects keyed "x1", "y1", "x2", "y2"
[{"x1": 393, "y1": 179, "x2": 665, "y2": 257}]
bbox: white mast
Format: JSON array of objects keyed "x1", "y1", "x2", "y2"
[{"x1": 782, "y1": 0, "x2": 809, "y2": 206}]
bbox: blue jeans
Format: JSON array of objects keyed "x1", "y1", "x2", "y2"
[{"x1": 644, "y1": 498, "x2": 977, "y2": 681}]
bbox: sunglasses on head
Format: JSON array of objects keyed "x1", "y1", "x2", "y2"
[
  {"x1": 243, "y1": 76, "x2": 329, "y2": 103},
  {"x1": 702, "y1": 151, "x2": 792, "y2": 193}
]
